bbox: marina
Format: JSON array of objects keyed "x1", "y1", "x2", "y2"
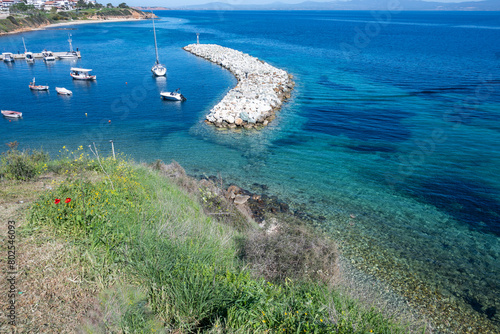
[{"x1": 0, "y1": 50, "x2": 81, "y2": 60}]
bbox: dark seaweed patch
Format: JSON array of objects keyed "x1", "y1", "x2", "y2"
[
  {"x1": 318, "y1": 75, "x2": 356, "y2": 91},
  {"x1": 303, "y1": 106, "x2": 413, "y2": 142},
  {"x1": 409, "y1": 86, "x2": 471, "y2": 96},
  {"x1": 409, "y1": 177, "x2": 500, "y2": 236},
  {"x1": 345, "y1": 144, "x2": 397, "y2": 153}
]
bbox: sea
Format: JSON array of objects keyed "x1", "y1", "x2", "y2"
[{"x1": 1, "y1": 10, "x2": 499, "y2": 332}]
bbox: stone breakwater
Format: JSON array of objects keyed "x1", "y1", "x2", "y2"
[{"x1": 183, "y1": 44, "x2": 295, "y2": 129}]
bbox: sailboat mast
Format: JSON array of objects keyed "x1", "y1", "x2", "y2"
[
  {"x1": 22, "y1": 37, "x2": 27, "y2": 53},
  {"x1": 68, "y1": 34, "x2": 73, "y2": 52},
  {"x1": 152, "y1": 13, "x2": 160, "y2": 64}
]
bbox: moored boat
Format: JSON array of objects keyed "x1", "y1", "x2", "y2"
[
  {"x1": 70, "y1": 68, "x2": 96, "y2": 80},
  {"x1": 160, "y1": 89, "x2": 186, "y2": 101},
  {"x1": 1, "y1": 110, "x2": 22, "y2": 118},
  {"x1": 42, "y1": 50, "x2": 56, "y2": 61},
  {"x1": 25, "y1": 52, "x2": 35, "y2": 63},
  {"x1": 29, "y1": 77, "x2": 49, "y2": 91},
  {"x1": 2, "y1": 52, "x2": 14, "y2": 62},
  {"x1": 56, "y1": 87, "x2": 72, "y2": 95},
  {"x1": 58, "y1": 34, "x2": 79, "y2": 60},
  {"x1": 23, "y1": 38, "x2": 35, "y2": 63},
  {"x1": 151, "y1": 13, "x2": 167, "y2": 77}
]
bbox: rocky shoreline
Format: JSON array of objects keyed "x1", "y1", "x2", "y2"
[{"x1": 183, "y1": 44, "x2": 295, "y2": 129}]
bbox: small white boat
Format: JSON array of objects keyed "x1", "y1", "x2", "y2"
[
  {"x1": 160, "y1": 89, "x2": 186, "y2": 101},
  {"x1": 1, "y1": 110, "x2": 22, "y2": 118},
  {"x1": 42, "y1": 50, "x2": 56, "y2": 61},
  {"x1": 2, "y1": 52, "x2": 14, "y2": 62},
  {"x1": 25, "y1": 52, "x2": 35, "y2": 63},
  {"x1": 22, "y1": 38, "x2": 34, "y2": 63},
  {"x1": 151, "y1": 13, "x2": 167, "y2": 77},
  {"x1": 70, "y1": 68, "x2": 96, "y2": 80},
  {"x1": 56, "y1": 87, "x2": 72, "y2": 95},
  {"x1": 58, "y1": 34, "x2": 79, "y2": 60},
  {"x1": 29, "y1": 77, "x2": 49, "y2": 91}
]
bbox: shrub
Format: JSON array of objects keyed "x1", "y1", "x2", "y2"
[
  {"x1": 0, "y1": 142, "x2": 49, "y2": 181},
  {"x1": 7, "y1": 16, "x2": 18, "y2": 25}
]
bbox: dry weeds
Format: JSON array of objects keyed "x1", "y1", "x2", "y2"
[{"x1": 0, "y1": 176, "x2": 102, "y2": 333}]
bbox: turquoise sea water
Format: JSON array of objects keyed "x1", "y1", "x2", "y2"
[{"x1": 1, "y1": 11, "x2": 499, "y2": 331}]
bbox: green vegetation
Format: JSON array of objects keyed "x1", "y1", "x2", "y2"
[
  {"x1": 1, "y1": 144, "x2": 424, "y2": 333},
  {"x1": 0, "y1": 4, "x2": 146, "y2": 34}
]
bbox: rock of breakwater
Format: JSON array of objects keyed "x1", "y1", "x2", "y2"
[{"x1": 183, "y1": 44, "x2": 295, "y2": 129}]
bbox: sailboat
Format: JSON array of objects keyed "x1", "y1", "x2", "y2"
[
  {"x1": 22, "y1": 37, "x2": 34, "y2": 63},
  {"x1": 58, "y1": 34, "x2": 78, "y2": 59},
  {"x1": 151, "y1": 13, "x2": 167, "y2": 77}
]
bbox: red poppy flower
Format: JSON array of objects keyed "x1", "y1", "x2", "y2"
[
  {"x1": 54, "y1": 199, "x2": 61, "y2": 204},
  {"x1": 65, "y1": 198, "x2": 71, "y2": 204}
]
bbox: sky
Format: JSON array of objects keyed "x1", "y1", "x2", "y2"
[{"x1": 112, "y1": 0, "x2": 483, "y2": 7}]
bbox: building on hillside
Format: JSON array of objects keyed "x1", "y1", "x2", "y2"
[
  {"x1": 26, "y1": 0, "x2": 45, "y2": 10},
  {"x1": 42, "y1": 0, "x2": 57, "y2": 10},
  {"x1": 1, "y1": 0, "x2": 19, "y2": 9}
]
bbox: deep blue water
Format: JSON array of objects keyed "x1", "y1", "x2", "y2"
[{"x1": 1, "y1": 11, "x2": 499, "y2": 329}]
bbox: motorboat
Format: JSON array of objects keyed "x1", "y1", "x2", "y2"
[
  {"x1": 58, "y1": 34, "x2": 78, "y2": 59},
  {"x1": 160, "y1": 89, "x2": 186, "y2": 101},
  {"x1": 70, "y1": 68, "x2": 96, "y2": 80},
  {"x1": 56, "y1": 87, "x2": 72, "y2": 95},
  {"x1": 2, "y1": 52, "x2": 14, "y2": 62},
  {"x1": 151, "y1": 13, "x2": 167, "y2": 77},
  {"x1": 1, "y1": 110, "x2": 22, "y2": 118},
  {"x1": 42, "y1": 50, "x2": 56, "y2": 61},
  {"x1": 29, "y1": 77, "x2": 49, "y2": 91},
  {"x1": 22, "y1": 38, "x2": 34, "y2": 63}
]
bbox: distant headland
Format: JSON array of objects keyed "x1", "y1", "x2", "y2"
[{"x1": 135, "y1": 0, "x2": 499, "y2": 11}]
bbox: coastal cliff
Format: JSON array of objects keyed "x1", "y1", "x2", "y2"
[{"x1": 184, "y1": 44, "x2": 295, "y2": 129}]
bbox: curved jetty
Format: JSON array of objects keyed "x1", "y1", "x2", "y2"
[{"x1": 184, "y1": 44, "x2": 295, "y2": 129}]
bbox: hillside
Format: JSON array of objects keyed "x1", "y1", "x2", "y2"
[
  {"x1": 0, "y1": 8, "x2": 152, "y2": 35},
  {"x1": 0, "y1": 144, "x2": 426, "y2": 332}
]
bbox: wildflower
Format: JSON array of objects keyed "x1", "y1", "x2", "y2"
[
  {"x1": 54, "y1": 199, "x2": 61, "y2": 204},
  {"x1": 320, "y1": 319, "x2": 323, "y2": 322},
  {"x1": 65, "y1": 198, "x2": 72, "y2": 204}
]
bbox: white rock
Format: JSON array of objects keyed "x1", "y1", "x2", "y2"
[{"x1": 184, "y1": 43, "x2": 294, "y2": 128}]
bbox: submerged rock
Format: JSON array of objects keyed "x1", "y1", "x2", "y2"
[{"x1": 184, "y1": 43, "x2": 295, "y2": 129}]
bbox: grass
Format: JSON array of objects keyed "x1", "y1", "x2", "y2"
[{"x1": 1, "y1": 144, "x2": 427, "y2": 333}]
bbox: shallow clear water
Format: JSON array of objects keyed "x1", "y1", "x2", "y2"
[{"x1": 1, "y1": 10, "x2": 499, "y2": 331}]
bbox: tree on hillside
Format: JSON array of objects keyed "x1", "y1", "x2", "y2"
[
  {"x1": 11, "y1": 2, "x2": 29, "y2": 12},
  {"x1": 107, "y1": 3, "x2": 113, "y2": 8},
  {"x1": 118, "y1": 3, "x2": 129, "y2": 8}
]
